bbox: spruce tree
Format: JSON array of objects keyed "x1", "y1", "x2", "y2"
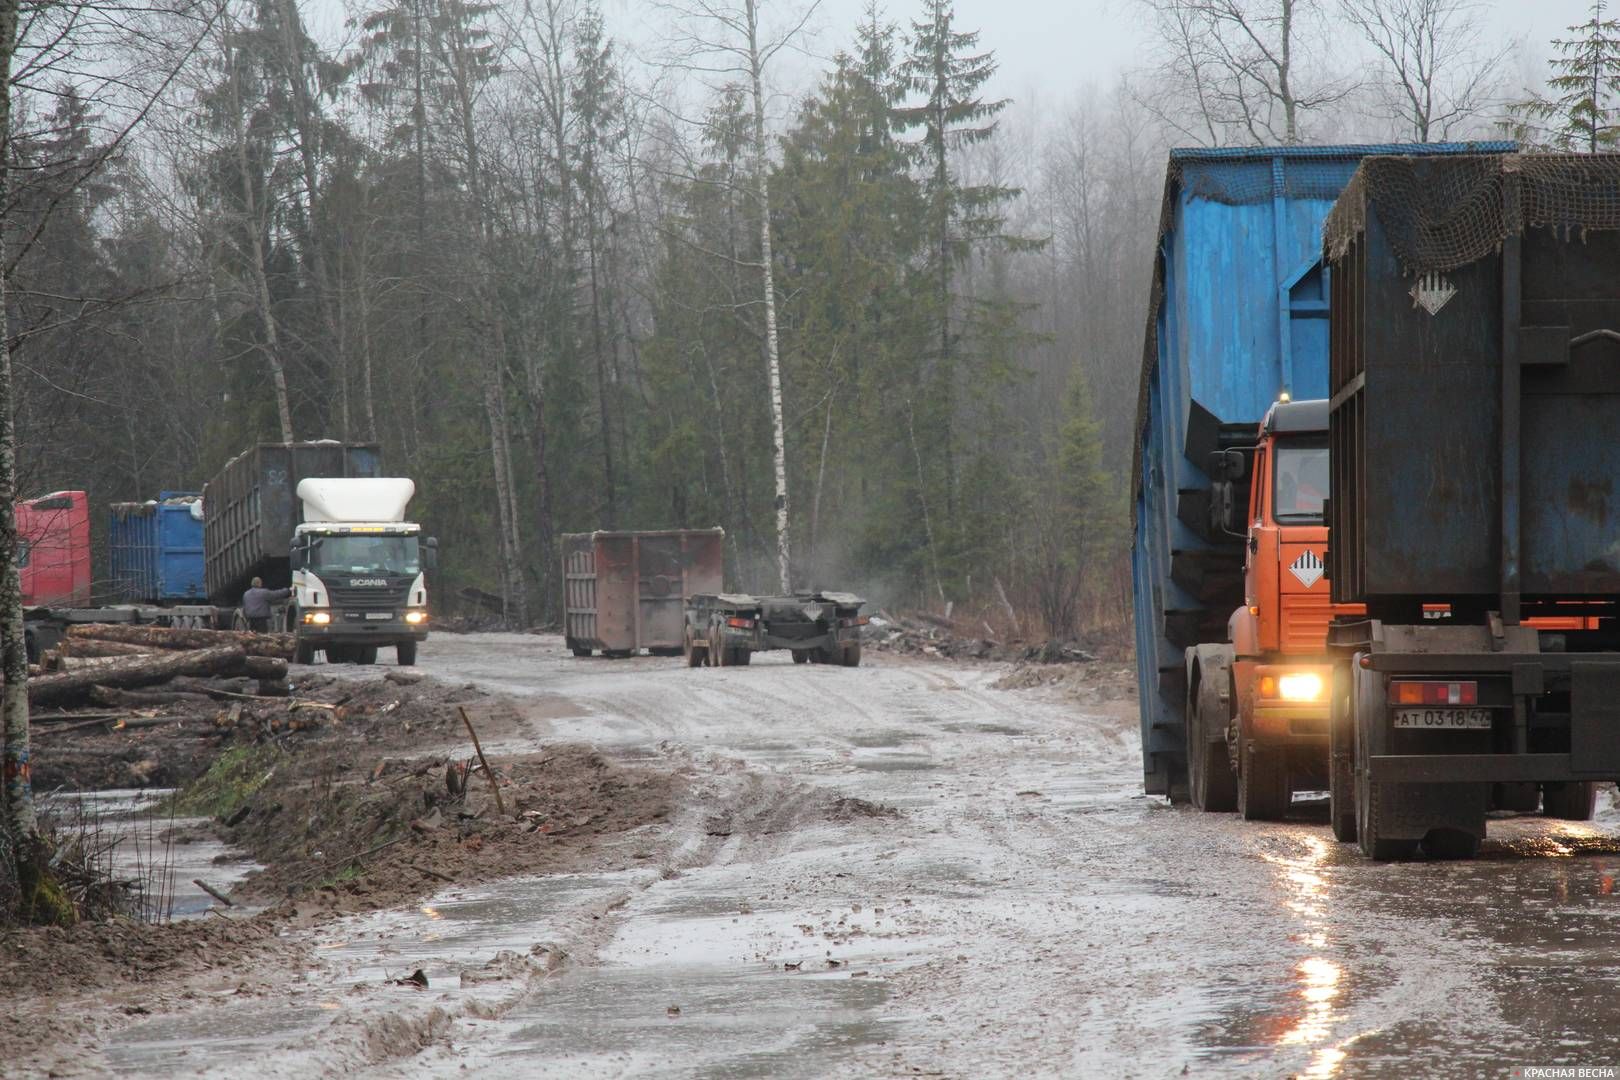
[{"x1": 1511, "y1": 0, "x2": 1620, "y2": 151}]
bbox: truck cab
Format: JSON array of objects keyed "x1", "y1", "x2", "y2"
[
  {"x1": 287, "y1": 478, "x2": 435, "y2": 666},
  {"x1": 1183, "y1": 399, "x2": 1363, "y2": 820}
]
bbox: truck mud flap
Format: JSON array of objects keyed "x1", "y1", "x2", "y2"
[
  {"x1": 1571, "y1": 661, "x2": 1620, "y2": 776},
  {"x1": 1372, "y1": 782, "x2": 1487, "y2": 842}
]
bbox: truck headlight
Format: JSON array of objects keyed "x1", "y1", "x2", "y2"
[
  {"x1": 303, "y1": 610, "x2": 331, "y2": 625},
  {"x1": 1277, "y1": 673, "x2": 1324, "y2": 702},
  {"x1": 405, "y1": 611, "x2": 427, "y2": 625}
]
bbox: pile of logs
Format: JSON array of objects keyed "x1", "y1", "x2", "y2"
[{"x1": 29, "y1": 624, "x2": 295, "y2": 707}]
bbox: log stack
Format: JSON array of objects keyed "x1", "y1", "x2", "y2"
[{"x1": 26, "y1": 624, "x2": 298, "y2": 706}]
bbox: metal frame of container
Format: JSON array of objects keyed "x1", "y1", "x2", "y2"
[
  {"x1": 562, "y1": 529, "x2": 724, "y2": 657},
  {"x1": 1132, "y1": 142, "x2": 1515, "y2": 798},
  {"x1": 203, "y1": 442, "x2": 382, "y2": 604}
]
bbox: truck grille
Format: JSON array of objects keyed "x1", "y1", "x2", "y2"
[{"x1": 329, "y1": 584, "x2": 408, "y2": 611}]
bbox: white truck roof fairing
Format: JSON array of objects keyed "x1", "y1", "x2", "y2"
[{"x1": 297, "y1": 477, "x2": 416, "y2": 523}]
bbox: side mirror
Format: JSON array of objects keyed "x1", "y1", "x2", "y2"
[
  {"x1": 424, "y1": 536, "x2": 439, "y2": 571},
  {"x1": 290, "y1": 542, "x2": 306, "y2": 571}
]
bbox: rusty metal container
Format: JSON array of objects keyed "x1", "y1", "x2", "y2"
[{"x1": 562, "y1": 529, "x2": 724, "y2": 656}]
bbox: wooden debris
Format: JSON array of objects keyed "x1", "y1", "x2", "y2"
[{"x1": 458, "y1": 706, "x2": 506, "y2": 817}]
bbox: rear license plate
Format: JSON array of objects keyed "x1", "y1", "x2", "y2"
[
  {"x1": 365, "y1": 612, "x2": 393, "y2": 621},
  {"x1": 1393, "y1": 708, "x2": 1491, "y2": 730}
]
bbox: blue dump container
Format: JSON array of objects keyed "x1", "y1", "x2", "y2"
[
  {"x1": 108, "y1": 492, "x2": 207, "y2": 604},
  {"x1": 1131, "y1": 143, "x2": 1515, "y2": 798}
]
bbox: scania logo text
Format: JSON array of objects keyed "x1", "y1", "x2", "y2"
[{"x1": 350, "y1": 578, "x2": 389, "y2": 587}]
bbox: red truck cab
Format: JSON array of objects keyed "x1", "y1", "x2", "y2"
[{"x1": 18, "y1": 490, "x2": 91, "y2": 607}]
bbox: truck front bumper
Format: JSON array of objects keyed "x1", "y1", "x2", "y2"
[
  {"x1": 299, "y1": 617, "x2": 429, "y2": 643},
  {"x1": 1246, "y1": 663, "x2": 1334, "y2": 743}
]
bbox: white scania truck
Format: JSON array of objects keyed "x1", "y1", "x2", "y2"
[{"x1": 203, "y1": 442, "x2": 436, "y2": 665}]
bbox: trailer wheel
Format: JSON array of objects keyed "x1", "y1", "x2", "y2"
[
  {"x1": 1186, "y1": 667, "x2": 1236, "y2": 813},
  {"x1": 397, "y1": 641, "x2": 417, "y2": 666},
  {"x1": 1542, "y1": 781, "x2": 1599, "y2": 821},
  {"x1": 791, "y1": 650, "x2": 809, "y2": 664},
  {"x1": 840, "y1": 642, "x2": 862, "y2": 667},
  {"x1": 1237, "y1": 736, "x2": 1289, "y2": 820},
  {"x1": 710, "y1": 625, "x2": 728, "y2": 667},
  {"x1": 354, "y1": 647, "x2": 378, "y2": 666},
  {"x1": 684, "y1": 628, "x2": 706, "y2": 668},
  {"x1": 729, "y1": 648, "x2": 751, "y2": 666},
  {"x1": 1354, "y1": 670, "x2": 1420, "y2": 860},
  {"x1": 1328, "y1": 662, "x2": 1358, "y2": 842},
  {"x1": 294, "y1": 640, "x2": 315, "y2": 665}
]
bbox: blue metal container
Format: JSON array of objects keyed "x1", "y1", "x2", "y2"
[
  {"x1": 1131, "y1": 143, "x2": 1514, "y2": 797},
  {"x1": 108, "y1": 492, "x2": 207, "y2": 604}
]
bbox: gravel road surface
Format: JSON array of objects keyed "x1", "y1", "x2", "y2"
[{"x1": 101, "y1": 633, "x2": 1620, "y2": 1078}]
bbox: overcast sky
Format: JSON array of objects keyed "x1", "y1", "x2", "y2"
[{"x1": 594, "y1": 0, "x2": 1600, "y2": 117}]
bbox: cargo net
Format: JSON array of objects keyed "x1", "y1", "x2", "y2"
[
  {"x1": 1324, "y1": 153, "x2": 1620, "y2": 275},
  {"x1": 1169, "y1": 154, "x2": 1362, "y2": 205}
]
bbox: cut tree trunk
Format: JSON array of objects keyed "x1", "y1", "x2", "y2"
[
  {"x1": 66, "y1": 624, "x2": 295, "y2": 660},
  {"x1": 61, "y1": 638, "x2": 154, "y2": 658},
  {"x1": 242, "y1": 656, "x2": 288, "y2": 681},
  {"x1": 29, "y1": 645, "x2": 247, "y2": 708}
]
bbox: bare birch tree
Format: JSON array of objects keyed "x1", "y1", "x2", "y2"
[
  {"x1": 1340, "y1": 0, "x2": 1512, "y2": 141},
  {"x1": 1139, "y1": 0, "x2": 1353, "y2": 145},
  {"x1": 655, "y1": 0, "x2": 821, "y2": 593}
]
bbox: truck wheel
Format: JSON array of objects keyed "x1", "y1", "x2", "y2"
[
  {"x1": 397, "y1": 641, "x2": 417, "y2": 666},
  {"x1": 294, "y1": 640, "x2": 316, "y2": 665},
  {"x1": 684, "y1": 629, "x2": 706, "y2": 668},
  {"x1": 710, "y1": 626, "x2": 727, "y2": 667},
  {"x1": 1237, "y1": 737, "x2": 1289, "y2": 820},
  {"x1": 1328, "y1": 663, "x2": 1359, "y2": 842},
  {"x1": 729, "y1": 648, "x2": 751, "y2": 666},
  {"x1": 840, "y1": 643, "x2": 862, "y2": 667},
  {"x1": 1186, "y1": 671, "x2": 1236, "y2": 813},
  {"x1": 1354, "y1": 670, "x2": 1420, "y2": 860},
  {"x1": 792, "y1": 650, "x2": 809, "y2": 664},
  {"x1": 1543, "y1": 781, "x2": 1599, "y2": 821}
]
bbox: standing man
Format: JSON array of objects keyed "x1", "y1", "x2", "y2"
[{"x1": 242, "y1": 576, "x2": 290, "y2": 632}]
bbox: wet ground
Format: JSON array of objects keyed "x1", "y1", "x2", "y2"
[{"x1": 94, "y1": 634, "x2": 1620, "y2": 1077}]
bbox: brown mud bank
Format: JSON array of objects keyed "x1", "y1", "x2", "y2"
[{"x1": 2, "y1": 670, "x2": 696, "y2": 1073}]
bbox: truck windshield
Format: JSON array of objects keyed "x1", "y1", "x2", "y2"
[
  {"x1": 309, "y1": 535, "x2": 420, "y2": 577},
  {"x1": 1274, "y1": 441, "x2": 1329, "y2": 524}
]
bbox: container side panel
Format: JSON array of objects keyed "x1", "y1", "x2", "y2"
[
  {"x1": 635, "y1": 535, "x2": 688, "y2": 649},
  {"x1": 157, "y1": 502, "x2": 207, "y2": 600},
  {"x1": 1520, "y1": 229, "x2": 1620, "y2": 595},
  {"x1": 594, "y1": 536, "x2": 637, "y2": 651},
  {"x1": 1359, "y1": 214, "x2": 1501, "y2": 598}
]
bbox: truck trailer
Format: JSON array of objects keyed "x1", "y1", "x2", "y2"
[
  {"x1": 1132, "y1": 142, "x2": 1514, "y2": 809},
  {"x1": 1324, "y1": 152, "x2": 1620, "y2": 859},
  {"x1": 683, "y1": 591, "x2": 867, "y2": 667}
]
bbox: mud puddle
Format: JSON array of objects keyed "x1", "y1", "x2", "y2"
[{"x1": 42, "y1": 788, "x2": 262, "y2": 920}]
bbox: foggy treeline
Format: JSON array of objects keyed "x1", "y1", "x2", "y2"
[{"x1": 1, "y1": 0, "x2": 1579, "y2": 634}]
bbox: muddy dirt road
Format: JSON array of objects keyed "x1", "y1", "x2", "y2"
[{"x1": 94, "y1": 633, "x2": 1620, "y2": 1077}]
